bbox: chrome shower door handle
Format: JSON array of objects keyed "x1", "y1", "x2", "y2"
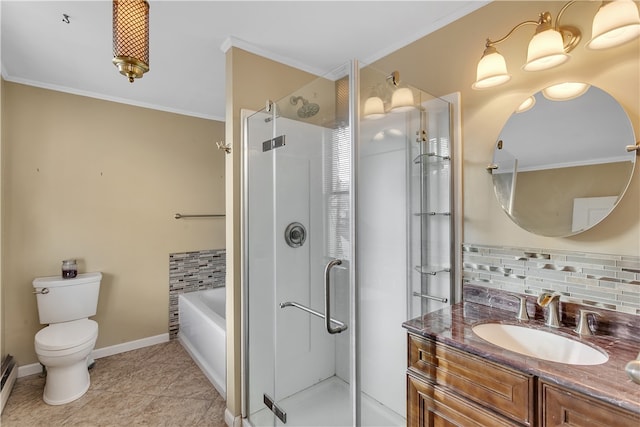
[{"x1": 324, "y1": 259, "x2": 345, "y2": 334}]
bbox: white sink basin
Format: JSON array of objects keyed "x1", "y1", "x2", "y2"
[{"x1": 472, "y1": 323, "x2": 608, "y2": 365}]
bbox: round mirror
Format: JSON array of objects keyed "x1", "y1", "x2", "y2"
[{"x1": 491, "y1": 84, "x2": 636, "y2": 237}]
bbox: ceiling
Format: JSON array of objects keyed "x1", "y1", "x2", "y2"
[{"x1": 1, "y1": 1, "x2": 488, "y2": 121}]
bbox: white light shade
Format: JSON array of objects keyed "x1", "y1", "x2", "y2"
[
  {"x1": 542, "y1": 82, "x2": 590, "y2": 101},
  {"x1": 515, "y1": 96, "x2": 536, "y2": 113},
  {"x1": 587, "y1": 0, "x2": 640, "y2": 50},
  {"x1": 523, "y1": 28, "x2": 569, "y2": 71},
  {"x1": 472, "y1": 47, "x2": 511, "y2": 90},
  {"x1": 363, "y1": 97, "x2": 385, "y2": 120},
  {"x1": 390, "y1": 88, "x2": 415, "y2": 112}
]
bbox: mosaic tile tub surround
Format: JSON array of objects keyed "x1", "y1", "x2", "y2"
[
  {"x1": 169, "y1": 249, "x2": 226, "y2": 338},
  {"x1": 462, "y1": 244, "x2": 640, "y2": 315}
]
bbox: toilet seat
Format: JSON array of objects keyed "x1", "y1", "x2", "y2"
[{"x1": 35, "y1": 319, "x2": 98, "y2": 354}]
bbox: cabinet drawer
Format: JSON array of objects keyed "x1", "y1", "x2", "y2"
[
  {"x1": 540, "y1": 381, "x2": 640, "y2": 427},
  {"x1": 408, "y1": 334, "x2": 534, "y2": 425},
  {"x1": 407, "y1": 374, "x2": 516, "y2": 427}
]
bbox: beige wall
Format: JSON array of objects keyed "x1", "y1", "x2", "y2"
[
  {"x1": 2, "y1": 82, "x2": 225, "y2": 365},
  {"x1": 374, "y1": 0, "x2": 640, "y2": 256},
  {"x1": 1, "y1": 78, "x2": 4, "y2": 360},
  {"x1": 512, "y1": 162, "x2": 633, "y2": 236},
  {"x1": 224, "y1": 47, "x2": 315, "y2": 419}
]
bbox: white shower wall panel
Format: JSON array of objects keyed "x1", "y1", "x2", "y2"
[
  {"x1": 275, "y1": 121, "x2": 336, "y2": 401},
  {"x1": 358, "y1": 126, "x2": 409, "y2": 418}
]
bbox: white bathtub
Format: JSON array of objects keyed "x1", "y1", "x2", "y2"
[{"x1": 178, "y1": 287, "x2": 226, "y2": 398}]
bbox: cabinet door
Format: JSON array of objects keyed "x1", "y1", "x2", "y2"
[
  {"x1": 540, "y1": 381, "x2": 640, "y2": 427},
  {"x1": 408, "y1": 334, "x2": 534, "y2": 425},
  {"x1": 407, "y1": 374, "x2": 517, "y2": 427}
]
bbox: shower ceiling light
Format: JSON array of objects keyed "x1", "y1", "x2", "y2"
[
  {"x1": 472, "y1": 1, "x2": 640, "y2": 90},
  {"x1": 112, "y1": 0, "x2": 150, "y2": 83}
]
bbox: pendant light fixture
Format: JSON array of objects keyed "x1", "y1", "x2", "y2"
[
  {"x1": 472, "y1": 0, "x2": 640, "y2": 90},
  {"x1": 112, "y1": 0, "x2": 150, "y2": 83}
]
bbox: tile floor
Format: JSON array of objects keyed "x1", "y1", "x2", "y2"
[{"x1": 1, "y1": 340, "x2": 227, "y2": 426}]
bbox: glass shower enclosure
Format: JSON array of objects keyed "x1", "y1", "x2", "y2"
[{"x1": 243, "y1": 61, "x2": 453, "y2": 426}]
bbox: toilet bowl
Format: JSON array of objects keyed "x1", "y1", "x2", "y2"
[
  {"x1": 35, "y1": 319, "x2": 98, "y2": 405},
  {"x1": 32, "y1": 272, "x2": 102, "y2": 404}
]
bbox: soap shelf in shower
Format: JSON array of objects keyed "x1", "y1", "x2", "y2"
[
  {"x1": 413, "y1": 212, "x2": 451, "y2": 216},
  {"x1": 412, "y1": 292, "x2": 448, "y2": 303},
  {"x1": 413, "y1": 152, "x2": 451, "y2": 164}
]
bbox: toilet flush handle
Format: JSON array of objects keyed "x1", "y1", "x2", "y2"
[{"x1": 33, "y1": 288, "x2": 50, "y2": 295}]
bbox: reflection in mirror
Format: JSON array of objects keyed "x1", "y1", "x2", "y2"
[{"x1": 492, "y1": 84, "x2": 636, "y2": 237}]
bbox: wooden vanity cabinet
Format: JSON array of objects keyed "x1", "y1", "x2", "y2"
[
  {"x1": 407, "y1": 334, "x2": 534, "y2": 426},
  {"x1": 407, "y1": 374, "x2": 517, "y2": 426},
  {"x1": 539, "y1": 381, "x2": 640, "y2": 427},
  {"x1": 407, "y1": 333, "x2": 640, "y2": 427}
]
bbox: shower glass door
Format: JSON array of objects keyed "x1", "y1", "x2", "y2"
[{"x1": 244, "y1": 63, "x2": 355, "y2": 426}]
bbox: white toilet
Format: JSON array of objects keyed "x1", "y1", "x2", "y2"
[{"x1": 32, "y1": 272, "x2": 102, "y2": 405}]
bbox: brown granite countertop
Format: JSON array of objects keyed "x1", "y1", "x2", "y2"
[{"x1": 403, "y1": 301, "x2": 640, "y2": 415}]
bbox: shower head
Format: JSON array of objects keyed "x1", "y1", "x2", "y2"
[{"x1": 290, "y1": 96, "x2": 320, "y2": 118}]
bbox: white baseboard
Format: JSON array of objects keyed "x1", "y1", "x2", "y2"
[
  {"x1": 17, "y1": 363, "x2": 44, "y2": 378},
  {"x1": 91, "y1": 333, "x2": 169, "y2": 359},
  {"x1": 17, "y1": 333, "x2": 170, "y2": 378},
  {"x1": 225, "y1": 408, "x2": 243, "y2": 427}
]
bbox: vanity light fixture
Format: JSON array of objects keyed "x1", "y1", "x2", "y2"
[
  {"x1": 387, "y1": 71, "x2": 416, "y2": 112},
  {"x1": 522, "y1": 11, "x2": 574, "y2": 72},
  {"x1": 542, "y1": 82, "x2": 590, "y2": 101},
  {"x1": 472, "y1": 0, "x2": 640, "y2": 90},
  {"x1": 362, "y1": 70, "x2": 416, "y2": 119},
  {"x1": 112, "y1": 0, "x2": 150, "y2": 83},
  {"x1": 587, "y1": 0, "x2": 640, "y2": 50},
  {"x1": 363, "y1": 95, "x2": 385, "y2": 120},
  {"x1": 389, "y1": 87, "x2": 416, "y2": 113},
  {"x1": 515, "y1": 95, "x2": 536, "y2": 113}
]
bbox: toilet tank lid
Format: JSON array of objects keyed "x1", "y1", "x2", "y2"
[{"x1": 33, "y1": 272, "x2": 102, "y2": 288}]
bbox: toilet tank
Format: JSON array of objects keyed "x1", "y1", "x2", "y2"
[{"x1": 32, "y1": 272, "x2": 102, "y2": 324}]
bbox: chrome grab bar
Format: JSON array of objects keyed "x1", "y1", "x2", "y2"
[
  {"x1": 279, "y1": 301, "x2": 347, "y2": 332},
  {"x1": 324, "y1": 259, "x2": 344, "y2": 334}
]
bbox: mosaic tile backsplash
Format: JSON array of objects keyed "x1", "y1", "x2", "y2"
[
  {"x1": 462, "y1": 243, "x2": 640, "y2": 315},
  {"x1": 169, "y1": 249, "x2": 226, "y2": 338}
]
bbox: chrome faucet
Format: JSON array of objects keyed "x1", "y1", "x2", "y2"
[
  {"x1": 537, "y1": 292, "x2": 561, "y2": 328},
  {"x1": 507, "y1": 293, "x2": 529, "y2": 321},
  {"x1": 575, "y1": 309, "x2": 599, "y2": 335}
]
